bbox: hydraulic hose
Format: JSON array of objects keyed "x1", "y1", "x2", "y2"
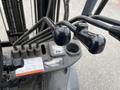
[
  {"x1": 92, "y1": 15, "x2": 120, "y2": 26},
  {"x1": 21, "y1": 27, "x2": 51, "y2": 45},
  {"x1": 36, "y1": 35, "x2": 53, "y2": 47},
  {"x1": 56, "y1": 0, "x2": 61, "y2": 22},
  {"x1": 69, "y1": 15, "x2": 111, "y2": 31},
  {"x1": 27, "y1": 31, "x2": 52, "y2": 45},
  {"x1": 63, "y1": 0, "x2": 70, "y2": 20},
  {"x1": 39, "y1": 0, "x2": 52, "y2": 31},
  {"x1": 13, "y1": 17, "x2": 55, "y2": 49}
]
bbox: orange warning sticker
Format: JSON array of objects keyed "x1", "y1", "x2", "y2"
[{"x1": 16, "y1": 57, "x2": 44, "y2": 77}]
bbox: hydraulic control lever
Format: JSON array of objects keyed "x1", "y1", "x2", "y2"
[
  {"x1": 56, "y1": 21, "x2": 106, "y2": 54},
  {"x1": 53, "y1": 26, "x2": 71, "y2": 46},
  {"x1": 69, "y1": 15, "x2": 120, "y2": 42},
  {"x1": 92, "y1": 15, "x2": 120, "y2": 41},
  {"x1": 74, "y1": 23, "x2": 106, "y2": 54}
]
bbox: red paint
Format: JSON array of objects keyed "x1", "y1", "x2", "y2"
[{"x1": 16, "y1": 69, "x2": 44, "y2": 77}]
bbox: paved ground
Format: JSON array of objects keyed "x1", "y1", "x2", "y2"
[
  {"x1": 70, "y1": 0, "x2": 120, "y2": 90},
  {"x1": 0, "y1": 0, "x2": 120, "y2": 90}
]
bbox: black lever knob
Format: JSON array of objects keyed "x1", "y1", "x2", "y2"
[
  {"x1": 75, "y1": 23, "x2": 106, "y2": 54},
  {"x1": 53, "y1": 26, "x2": 71, "y2": 46}
]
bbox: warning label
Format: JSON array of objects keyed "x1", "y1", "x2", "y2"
[{"x1": 16, "y1": 57, "x2": 44, "y2": 77}]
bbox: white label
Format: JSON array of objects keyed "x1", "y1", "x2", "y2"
[
  {"x1": 51, "y1": 45, "x2": 65, "y2": 55},
  {"x1": 16, "y1": 57, "x2": 44, "y2": 77}
]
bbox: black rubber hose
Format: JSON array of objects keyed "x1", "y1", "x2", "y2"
[
  {"x1": 13, "y1": 17, "x2": 55, "y2": 48},
  {"x1": 39, "y1": 0, "x2": 52, "y2": 31},
  {"x1": 92, "y1": 15, "x2": 120, "y2": 26},
  {"x1": 94, "y1": 0, "x2": 108, "y2": 15},
  {"x1": 36, "y1": 35, "x2": 53, "y2": 47},
  {"x1": 21, "y1": 27, "x2": 51, "y2": 45},
  {"x1": 27, "y1": 31, "x2": 52, "y2": 45},
  {"x1": 57, "y1": 21, "x2": 76, "y2": 32},
  {"x1": 69, "y1": 15, "x2": 111, "y2": 31},
  {"x1": 63, "y1": 0, "x2": 70, "y2": 20},
  {"x1": 56, "y1": 0, "x2": 61, "y2": 22}
]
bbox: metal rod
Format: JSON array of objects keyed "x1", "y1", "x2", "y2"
[
  {"x1": 94, "y1": 0, "x2": 108, "y2": 15},
  {"x1": 82, "y1": 0, "x2": 97, "y2": 16}
]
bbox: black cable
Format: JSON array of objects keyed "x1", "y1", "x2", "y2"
[
  {"x1": 56, "y1": 0, "x2": 60, "y2": 22},
  {"x1": 23, "y1": 15, "x2": 113, "y2": 46},
  {"x1": 36, "y1": 35, "x2": 53, "y2": 47},
  {"x1": 13, "y1": 17, "x2": 55, "y2": 49},
  {"x1": 69, "y1": 15, "x2": 111, "y2": 31},
  {"x1": 39, "y1": 0, "x2": 52, "y2": 31},
  {"x1": 63, "y1": 0, "x2": 70, "y2": 20},
  {"x1": 21, "y1": 27, "x2": 51, "y2": 46},
  {"x1": 49, "y1": 0, "x2": 56, "y2": 23},
  {"x1": 58, "y1": 16, "x2": 117, "y2": 35},
  {"x1": 18, "y1": 0, "x2": 26, "y2": 30},
  {"x1": 94, "y1": 0, "x2": 108, "y2": 15},
  {"x1": 57, "y1": 21, "x2": 76, "y2": 32},
  {"x1": 92, "y1": 15, "x2": 120, "y2": 26},
  {"x1": 28, "y1": 32, "x2": 52, "y2": 47}
]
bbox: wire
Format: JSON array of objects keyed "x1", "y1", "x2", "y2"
[
  {"x1": 28, "y1": 31, "x2": 52, "y2": 46},
  {"x1": 36, "y1": 35, "x2": 53, "y2": 46},
  {"x1": 39, "y1": 0, "x2": 52, "y2": 31},
  {"x1": 21, "y1": 27, "x2": 51, "y2": 45},
  {"x1": 13, "y1": 17, "x2": 55, "y2": 49},
  {"x1": 56, "y1": 0, "x2": 60, "y2": 22},
  {"x1": 57, "y1": 21, "x2": 76, "y2": 32},
  {"x1": 92, "y1": 15, "x2": 120, "y2": 26},
  {"x1": 69, "y1": 15, "x2": 111, "y2": 31},
  {"x1": 63, "y1": 0, "x2": 70, "y2": 20}
]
